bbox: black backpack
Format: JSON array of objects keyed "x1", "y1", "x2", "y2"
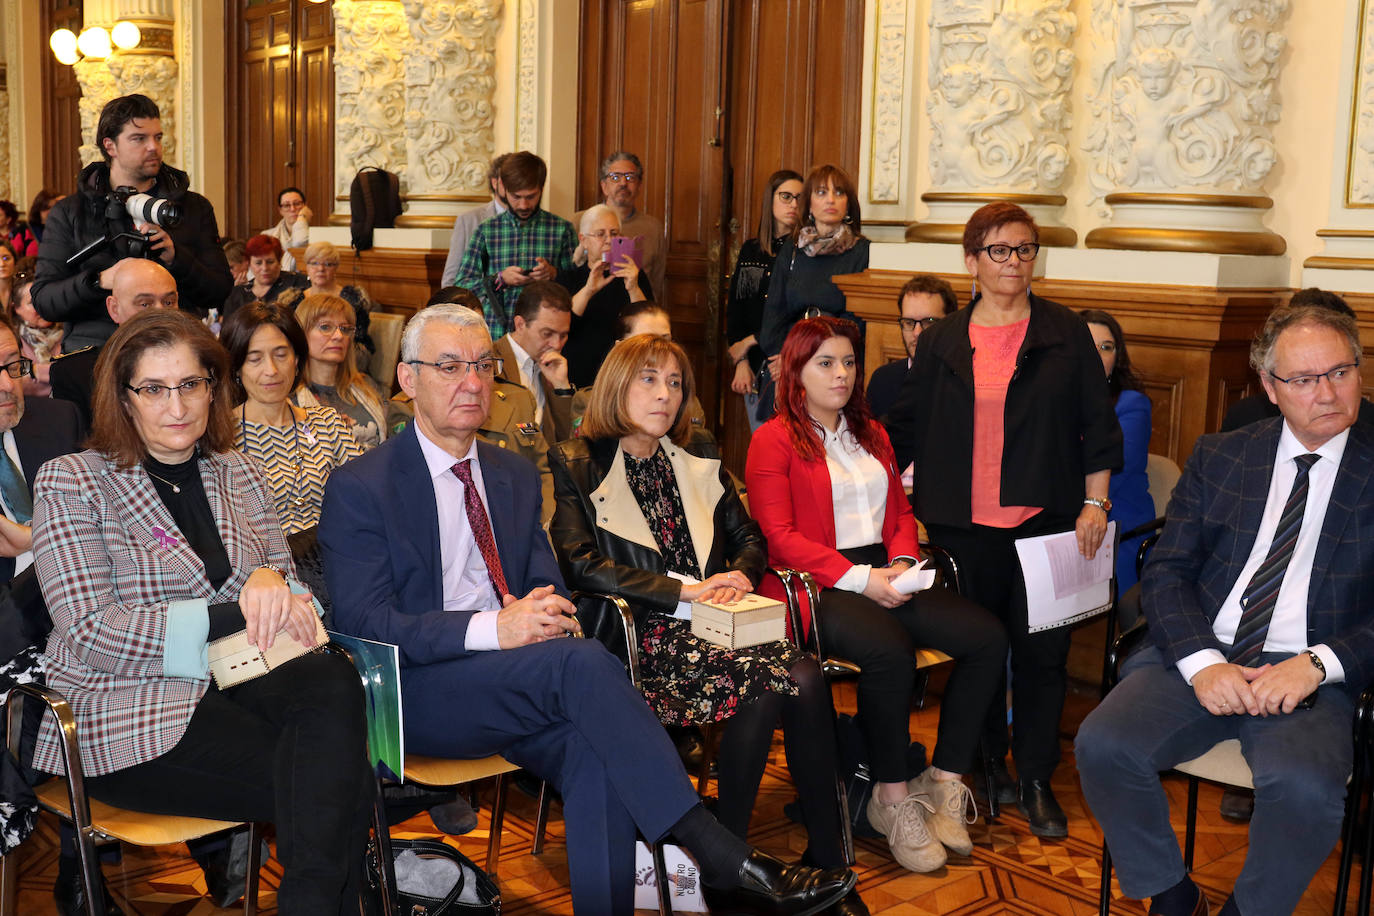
[{"x1": 349, "y1": 166, "x2": 403, "y2": 252}]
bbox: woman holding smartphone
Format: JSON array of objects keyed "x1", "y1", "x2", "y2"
[{"x1": 556, "y1": 204, "x2": 653, "y2": 389}]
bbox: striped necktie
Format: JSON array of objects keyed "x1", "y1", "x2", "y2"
[
  {"x1": 453, "y1": 459, "x2": 509, "y2": 602},
  {"x1": 1228, "y1": 452, "x2": 1320, "y2": 666}
]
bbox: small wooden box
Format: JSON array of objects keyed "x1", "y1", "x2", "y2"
[{"x1": 690, "y1": 593, "x2": 786, "y2": 649}]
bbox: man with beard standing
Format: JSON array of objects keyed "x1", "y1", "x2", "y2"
[{"x1": 575, "y1": 151, "x2": 667, "y2": 300}]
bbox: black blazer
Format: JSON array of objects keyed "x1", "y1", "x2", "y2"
[
  {"x1": 883, "y1": 292, "x2": 1122, "y2": 528},
  {"x1": 49, "y1": 346, "x2": 99, "y2": 431},
  {"x1": 4, "y1": 397, "x2": 84, "y2": 581},
  {"x1": 866, "y1": 357, "x2": 909, "y2": 422},
  {"x1": 548, "y1": 432, "x2": 766, "y2": 655}
]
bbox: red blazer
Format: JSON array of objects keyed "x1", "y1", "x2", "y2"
[{"x1": 745, "y1": 415, "x2": 919, "y2": 636}]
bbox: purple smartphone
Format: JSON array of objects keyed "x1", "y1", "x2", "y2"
[{"x1": 606, "y1": 235, "x2": 645, "y2": 270}]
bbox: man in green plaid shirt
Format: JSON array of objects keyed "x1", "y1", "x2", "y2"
[{"x1": 455, "y1": 151, "x2": 576, "y2": 339}]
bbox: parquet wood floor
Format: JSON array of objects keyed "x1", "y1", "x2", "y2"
[{"x1": 9, "y1": 678, "x2": 1368, "y2": 914}]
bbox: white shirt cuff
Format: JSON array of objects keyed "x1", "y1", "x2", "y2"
[
  {"x1": 665, "y1": 570, "x2": 697, "y2": 619},
  {"x1": 1309, "y1": 644, "x2": 1345, "y2": 685},
  {"x1": 834, "y1": 564, "x2": 871, "y2": 595},
  {"x1": 464, "y1": 609, "x2": 503, "y2": 651},
  {"x1": 1176, "y1": 648, "x2": 1228, "y2": 685}
]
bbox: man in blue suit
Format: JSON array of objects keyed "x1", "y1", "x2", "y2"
[
  {"x1": 319, "y1": 304, "x2": 854, "y2": 916},
  {"x1": 1076, "y1": 301, "x2": 1374, "y2": 916}
]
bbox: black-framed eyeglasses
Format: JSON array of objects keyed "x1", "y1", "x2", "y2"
[
  {"x1": 776, "y1": 191, "x2": 802, "y2": 204},
  {"x1": 407, "y1": 357, "x2": 504, "y2": 380},
  {"x1": 1095, "y1": 341, "x2": 1117, "y2": 353},
  {"x1": 898, "y1": 317, "x2": 942, "y2": 333},
  {"x1": 125, "y1": 376, "x2": 215, "y2": 401},
  {"x1": 0, "y1": 358, "x2": 32, "y2": 380},
  {"x1": 1268, "y1": 362, "x2": 1360, "y2": 391},
  {"x1": 977, "y1": 243, "x2": 1041, "y2": 263},
  {"x1": 604, "y1": 171, "x2": 641, "y2": 183}
]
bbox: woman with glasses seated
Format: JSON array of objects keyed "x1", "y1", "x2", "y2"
[
  {"x1": 222, "y1": 234, "x2": 309, "y2": 319},
  {"x1": 882, "y1": 202, "x2": 1123, "y2": 839},
  {"x1": 556, "y1": 203, "x2": 652, "y2": 389},
  {"x1": 292, "y1": 293, "x2": 387, "y2": 451},
  {"x1": 30, "y1": 309, "x2": 372, "y2": 913},
  {"x1": 302, "y1": 241, "x2": 375, "y2": 370},
  {"x1": 221, "y1": 301, "x2": 362, "y2": 535}
]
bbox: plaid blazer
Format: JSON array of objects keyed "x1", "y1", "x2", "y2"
[
  {"x1": 30, "y1": 448, "x2": 292, "y2": 776},
  {"x1": 1141, "y1": 415, "x2": 1374, "y2": 698}
]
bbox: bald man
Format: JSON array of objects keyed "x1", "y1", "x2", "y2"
[{"x1": 50, "y1": 258, "x2": 179, "y2": 428}]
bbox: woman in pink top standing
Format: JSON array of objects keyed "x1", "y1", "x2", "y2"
[{"x1": 881, "y1": 202, "x2": 1122, "y2": 838}]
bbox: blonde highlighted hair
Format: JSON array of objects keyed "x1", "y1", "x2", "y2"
[
  {"x1": 295, "y1": 293, "x2": 377, "y2": 409},
  {"x1": 579, "y1": 335, "x2": 695, "y2": 446}
]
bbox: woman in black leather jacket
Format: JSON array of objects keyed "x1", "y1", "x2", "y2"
[{"x1": 549, "y1": 335, "x2": 858, "y2": 899}]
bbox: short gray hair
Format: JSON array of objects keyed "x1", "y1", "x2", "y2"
[
  {"x1": 400, "y1": 303, "x2": 490, "y2": 363},
  {"x1": 1250, "y1": 303, "x2": 1361, "y2": 376},
  {"x1": 578, "y1": 203, "x2": 621, "y2": 235},
  {"x1": 599, "y1": 151, "x2": 643, "y2": 180}
]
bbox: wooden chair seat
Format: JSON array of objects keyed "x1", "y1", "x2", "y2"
[
  {"x1": 403, "y1": 754, "x2": 519, "y2": 789},
  {"x1": 915, "y1": 648, "x2": 953, "y2": 669},
  {"x1": 35, "y1": 779, "x2": 244, "y2": 847}
]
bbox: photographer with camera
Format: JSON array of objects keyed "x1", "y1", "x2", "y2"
[{"x1": 32, "y1": 94, "x2": 231, "y2": 351}]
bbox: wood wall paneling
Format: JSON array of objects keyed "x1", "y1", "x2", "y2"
[{"x1": 40, "y1": 0, "x2": 83, "y2": 195}]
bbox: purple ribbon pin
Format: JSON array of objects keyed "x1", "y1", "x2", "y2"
[{"x1": 151, "y1": 526, "x2": 179, "y2": 549}]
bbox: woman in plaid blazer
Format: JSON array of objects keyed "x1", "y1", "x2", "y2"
[{"x1": 31, "y1": 309, "x2": 371, "y2": 913}]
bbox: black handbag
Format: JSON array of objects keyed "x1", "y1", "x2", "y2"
[{"x1": 365, "y1": 836, "x2": 501, "y2": 916}]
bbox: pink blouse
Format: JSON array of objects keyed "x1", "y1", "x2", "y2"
[{"x1": 968, "y1": 318, "x2": 1041, "y2": 528}]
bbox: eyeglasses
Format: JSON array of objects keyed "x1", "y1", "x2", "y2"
[
  {"x1": 406, "y1": 357, "x2": 504, "y2": 380},
  {"x1": 977, "y1": 243, "x2": 1041, "y2": 263},
  {"x1": 1268, "y1": 362, "x2": 1360, "y2": 390},
  {"x1": 898, "y1": 317, "x2": 942, "y2": 333},
  {"x1": 305, "y1": 260, "x2": 339, "y2": 268},
  {"x1": 314, "y1": 322, "x2": 356, "y2": 337},
  {"x1": 0, "y1": 358, "x2": 32, "y2": 379},
  {"x1": 604, "y1": 171, "x2": 641, "y2": 183},
  {"x1": 776, "y1": 191, "x2": 802, "y2": 204},
  {"x1": 125, "y1": 377, "x2": 214, "y2": 401},
  {"x1": 585, "y1": 229, "x2": 620, "y2": 241},
  {"x1": 1096, "y1": 341, "x2": 1117, "y2": 353}
]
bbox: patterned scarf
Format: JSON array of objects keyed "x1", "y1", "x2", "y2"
[{"x1": 796, "y1": 222, "x2": 859, "y2": 258}]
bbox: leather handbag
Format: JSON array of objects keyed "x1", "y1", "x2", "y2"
[{"x1": 365, "y1": 836, "x2": 501, "y2": 916}]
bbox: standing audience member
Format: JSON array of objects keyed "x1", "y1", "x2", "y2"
[
  {"x1": 492, "y1": 281, "x2": 575, "y2": 445},
  {"x1": 455, "y1": 151, "x2": 576, "y2": 339},
  {"x1": 726, "y1": 169, "x2": 803, "y2": 431},
  {"x1": 293, "y1": 293, "x2": 386, "y2": 450},
  {"x1": 1081, "y1": 309, "x2": 1154, "y2": 591},
  {"x1": 575, "y1": 151, "x2": 667, "y2": 298},
  {"x1": 318, "y1": 302, "x2": 855, "y2": 916},
  {"x1": 883, "y1": 202, "x2": 1121, "y2": 838},
  {"x1": 260, "y1": 187, "x2": 311, "y2": 272},
  {"x1": 558, "y1": 204, "x2": 651, "y2": 389},
  {"x1": 222, "y1": 302, "x2": 362, "y2": 535},
  {"x1": 31, "y1": 309, "x2": 373, "y2": 914},
  {"x1": 867, "y1": 275, "x2": 958, "y2": 420},
  {"x1": 9, "y1": 272, "x2": 63, "y2": 398},
  {"x1": 49, "y1": 257, "x2": 178, "y2": 429},
  {"x1": 33, "y1": 93, "x2": 231, "y2": 345},
  {"x1": 748, "y1": 316, "x2": 1007, "y2": 874},
  {"x1": 302, "y1": 241, "x2": 375, "y2": 369},
  {"x1": 440, "y1": 154, "x2": 510, "y2": 288},
  {"x1": 222, "y1": 235, "x2": 308, "y2": 319},
  {"x1": 11, "y1": 190, "x2": 66, "y2": 258},
  {"x1": 1076, "y1": 301, "x2": 1374, "y2": 916}
]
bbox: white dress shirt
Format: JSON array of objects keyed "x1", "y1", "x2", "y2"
[
  {"x1": 506, "y1": 334, "x2": 546, "y2": 424},
  {"x1": 1175, "y1": 422, "x2": 1348, "y2": 685},
  {"x1": 0, "y1": 430, "x2": 31, "y2": 576},
  {"x1": 818, "y1": 415, "x2": 893, "y2": 593},
  {"x1": 414, "y1": 425, "x2": 503, "y2": 651}
]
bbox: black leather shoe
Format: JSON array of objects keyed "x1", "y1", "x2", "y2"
[
  {"x1": 827, "y1": 888, "x2": 871, "y2": 915},
  {"x1": 701, "y1": 850, "x2": 855, "y2": 916},
  {"x1": 1218, "y1": 787, "x2": 1254, "y2": 823},
  {"x1": 191, "y1": 830, "x2": 270, "y2": 908},
  {"x1": 427, "y1": 795, "x2": 479, "y2": 835},
  {"x1": 975, "y1": 757, "x2": 1018, "y2": 806},
  {"x1": 1017, "y1": 779, "x2": 1067, "y2": 838},
  {"x1": 54, "y1": 854, "x2": 125, "y2": 916}
]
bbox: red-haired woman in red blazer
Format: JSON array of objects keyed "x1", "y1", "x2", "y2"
[{"x1": 746, "y1": 316, "x2": 1006, "y2": 874}]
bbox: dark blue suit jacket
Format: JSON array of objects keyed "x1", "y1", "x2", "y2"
[
  {"x1": 4, "y1": 397, "x2": 84, "y2": 582},
  {"x1": 318, "y1": 423, "x2": 566, "y2": 667},
  {"x1": 1141, "y1": 415, "x2": 1374, "y2": 697},
  {"x1": 866, "y1": 357, "x2": 909, "y2": 422}
]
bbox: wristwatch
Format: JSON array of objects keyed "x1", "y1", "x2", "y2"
[
  {"x1": 1304, "y1": 649, "x2": 1327, "y2": 681},
  {"x1": 1084, "y1": 496, "x2": 1112, "y2": 512}
]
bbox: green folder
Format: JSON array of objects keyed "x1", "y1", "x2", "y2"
[{"x1": 328, "y1": 632, "x2": 404, "y2": 780}]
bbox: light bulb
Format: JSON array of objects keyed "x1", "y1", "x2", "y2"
[
  {"x1": 77, "y1": 27, "x2": 112, "y2": 61},
  {"x1": 49, "y1": 29, "x2": 79, "y2": 64},
  {"x1": 111, "y1": 21, "x2": 141, "y2": 50}
]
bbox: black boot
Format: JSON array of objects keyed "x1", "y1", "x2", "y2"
[{"x1": 54, "y1": 853, "x2": 124, "y2": 916}]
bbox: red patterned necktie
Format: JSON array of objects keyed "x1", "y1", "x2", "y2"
[{"x1": 453, "y1": 459, "x2": 509, "y2": 602}]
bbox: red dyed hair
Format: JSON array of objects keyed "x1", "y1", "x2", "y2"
[
  {"x1": 775, "y1": 316, "x2": 885, "y2": 463},
  {"x1": 245, "y1": 234, "x2": 284, "y2": 260},
  {"x1": 962, "y1": 202, "x2": 1038, "y2": 257}
]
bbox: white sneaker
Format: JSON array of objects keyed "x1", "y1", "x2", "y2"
[
  {"x1": 908, "y1": 770, "x2": 976, "y2": 856},
  {"x1": 865, "y1": 787, "x2": 947, "y2": 873}
]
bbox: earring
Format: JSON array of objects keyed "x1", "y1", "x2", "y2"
[{"x1": 842, "y1": 214, "x2": 853, "y2": 225}]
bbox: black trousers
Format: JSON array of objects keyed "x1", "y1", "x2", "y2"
[
  {"x1": 928, "y1": 517, "x2": 1074, "y2": 782},
  {"x1": 84, "y1": 652, "x2": 372, "y2": 916},
  {"x1": 815, "y1": 544, "x2": 1007, "y2": 784}
]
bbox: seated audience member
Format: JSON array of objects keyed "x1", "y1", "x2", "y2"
[
  {"x1": 455, "y1": 151, "x2": 576, "y2": 338},
  {"x1": 222, "y1": 234, "x2": 308, "y2": 319},
  {"x1": 549, "y1": 336, "x2": 863, "y2": 911},
  {"x1": 292, "y1": 293, "x2": 386, "y2": 450},
  {"x1": 9, "y1": 271, "x2": 63, "y2": 398},
  {"x1": 440, "y1": 154, "x2": 509, "y2": 288},
  {"x1": 868, "y1": 275, "x2": 957, "y2": 420},
  {"x1": 575, "y1": 151, "x2": 667, "y2": 298},
  {"x1": 493, "y1": 281, "x2": 575, "y2": 444},
  {"x1": 49, "y1": 257, "x2": 179, "y2": 429},
  {"x1": 0, "y1": 243, "x2": 17, "y2": 318},
  {"x1": 261, "y1": 187, "x2": 311, "y2": 272},
  {"x1": 558, "y1": 204, "x2": 651, "y2": 389},
  {"x1": 221, "y1": 302, "x2": 362, "y2": 535},
  {"x1": 0, "y1": 202, "x2": 15, "y2": 250},
  {"x1": 1076, "y1": 301, "x2": 1374, "y2": 916},
  {"x1": 746, "y1": 316, "x2": 1007, "y2": 874},
  {"x1": 727, "y1": 169, "x2": 803, "y2": 432},
  {"x1": 32, "y1": 309, "x2": 372, "y2": 913},
  {"x1": 223, "y1": 239, "x2": 248, "y2": 286},
  {"x1": 11, "y1": 190, "x2": 65, "y2": 259},
  {"x1": 303, "y1": 240, "x2": 374, "y2": 369},
  {"x1": 1081, "y1": 308, "x2": 1154, "y2": 591},
  {"x1": 319, "y1": 303, "x2": 856, "y2": 916}
]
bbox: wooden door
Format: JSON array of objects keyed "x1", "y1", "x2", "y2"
[
  {"x1": 40, "y1": 0, "x2": 83, "y2": 195},
  {"x1": 227, "y1": 0, "x2": 334, "y2": 240}
]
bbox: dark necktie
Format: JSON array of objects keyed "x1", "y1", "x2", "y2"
[
  {"x1": 1228, "y1": 452, "x2": 1320, "y2": 665},
  {"x1": 453, "y1": 459, "x2": 509, "y2": 602},
  {"x1": 0, "y1": 452, "x2": 32, "y2": 525}
]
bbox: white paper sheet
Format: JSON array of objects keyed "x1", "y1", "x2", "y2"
[
  {"x1": 890, "y1": 559, "x2": 937, "y2": 595},
  {"x1": 1015, "y1": 522, "x2": 1116, "y2": 632}
]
